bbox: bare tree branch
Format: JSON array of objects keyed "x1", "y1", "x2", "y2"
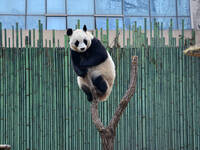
[
  {"x1": 91, "y1": 56, "x2": 138, "y2": 131},
  {"x1": 91, "y1": 97, "x2": 105, "y2": 132},
  {"x1": 90, "y1": 56, "x2": 138, "y2": 150},
  {"x1": 108, "y1": 56, "x2": 138, "y2": 129}
]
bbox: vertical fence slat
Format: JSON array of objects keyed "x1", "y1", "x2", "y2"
[
  {"x1": 16, "y1": 23, "x2": 19, "y2": 48},
  {"x1": 0, "y1": 37, "x2": 3, "y2": 144},
  {"x1": 106, "y1": 18, "x2": 109, "y2": 47},
  {"x1": 20, "y1": 28, "x2": 22, "y2": 48},
  {"x1": 0, "y1": 22, "x2": 2, "y2": 47},
  {"x1": 12, "y1": 26, "x2": 14, "y2": 48},
  {"x1": 4, "y1": 29, "x2": 7, "y2": 48}
]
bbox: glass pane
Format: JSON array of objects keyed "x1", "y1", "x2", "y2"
[
  {"x1": 96, "y1": 0, "x2": 122, "y2": 15},
  {"x1": 47, "y1": 0, "x2": 65, "y2": 14},
  {"x1": 124, "y1": 0, "x2": 149, "y2": 16},
  {"x1": 67, "y1": 17, "x2": 94, "y2": 30},
  {"x1": 27, "y1": 16, "x2": 46, "y2": 29},
  {"x1": 0, "y1": 0, "x2": 25, "y2": 14},
  {"x1": 125, "y1": 17, "x2": 150, "y2": 29},
  {"x1": 27, "y1": 0, "x2": 45, "y2": 14},
  {"x1": 151, "y1": 0, "x2": 176, "y2": 16},
  {"x1": 177, "y1": 0, "x2": 190, "y2": 16},
  {"x1": 67, "y1": 0, "x2": 94, "y2": 15},
  {"x1": 47, "y1": 17, "x2": 66, "y2": 30},
  {"x1": 0, "y1": 16, "x2": 25, "y2": 29},
  {"x1": 96, "y1": 17, "x2": 123, "y2": 30},
  {"x1": 178, "y1": 17, "x2": 191, "y2": 29},
  {"x1": 152, "y1": 17, "x2": 177, "y2": 29}
]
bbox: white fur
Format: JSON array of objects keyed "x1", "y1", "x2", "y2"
[
  {"x1": 77, "y1": 51, "x2": 115, "y2": 101},
  {"x1": 69, "y1": 29, "x2": 94, "y2": 53},
  {"x1": 70, "y1": 29, "x2": 115, "y2": 101}
]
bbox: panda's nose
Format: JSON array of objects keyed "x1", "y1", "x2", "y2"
[{"x1": 80, "y1": 48, "x2": 85, "y2": 51}]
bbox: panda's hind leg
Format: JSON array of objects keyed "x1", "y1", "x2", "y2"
[
  {"x1": 77, "y1": 76, "x2": 93, "y2": 102},
  {"x1": 81, "y1": 85, "x2": 93, "y2": 102},
  {"x1": 92, "y1": 75, "x2": 108, "y2": 95}
]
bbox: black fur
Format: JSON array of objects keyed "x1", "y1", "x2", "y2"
[
  {"x1": 67, "y1": 28, "x2": 73, "y2": 36},
  {"x1": 71, "y1": 38, "x2": 108, "y2": 77},
  {"x1": 92, "y1": 76, "x2": 107, "y2": 94},
  {"x1": 83, "y1": 25, "x2": 87, "y2": 32},
  {"x1": 83, "y1": 39, "x2": 87, "y2": 45},
  {"x1": 75, "y1": 40, "x2": 79, "y2": 47},
  {"x1": 81, "y1": 85, "x2": 93, "y2": 102}
]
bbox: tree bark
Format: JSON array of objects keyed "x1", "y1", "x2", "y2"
[
  {"x1": 101, "y1": 137, "x2": 114, "y2": 150},
  {"x1": 91, "y1": 56, "x2": 138, "y2": 150},
  {"x1": 99, "y1": 128, "x2": 115, "y2": 150}
]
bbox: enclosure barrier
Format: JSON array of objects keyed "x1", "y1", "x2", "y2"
[{"x1": 0, "y1": 19, "x2": 199, "y2": 150}]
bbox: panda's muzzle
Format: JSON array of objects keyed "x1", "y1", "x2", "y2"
[{"x1": 80, "y1": 48, "x2": 85, "y2": 51}]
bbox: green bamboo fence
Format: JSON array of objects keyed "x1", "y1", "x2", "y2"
[{"x1": 0, "y1": 19, "x2": 199, "y2": 150}]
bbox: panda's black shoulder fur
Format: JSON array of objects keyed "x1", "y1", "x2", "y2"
[{"x1": 71, "y1": 37, "x2": 108, "y2": 73}]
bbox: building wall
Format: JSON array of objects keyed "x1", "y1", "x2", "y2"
[
  {"x1": 190, "y1": 0, "x2": 200, "y2": 30},
  {"x1": 1, "y1": 30, "x2": 200, "y2": 48}
]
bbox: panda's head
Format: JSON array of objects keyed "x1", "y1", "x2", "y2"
[{"x1": 67, "y1": 25, "x2": 93, "y2": 53}]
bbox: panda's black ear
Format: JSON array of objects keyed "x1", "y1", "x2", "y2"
[
  {"x1": 67, "y1": 28, "x2": 73, "y2": 36},
  {"x1": 83, "y1": 25, "x2": 87, "y2": 32}
]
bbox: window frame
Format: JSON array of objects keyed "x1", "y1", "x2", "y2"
[{"x1": 0, "y1": 0, "x2": 191, "y2": 30}]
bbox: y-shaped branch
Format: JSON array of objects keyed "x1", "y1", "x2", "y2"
[
  {"x1": 108, "y1": 56, "x2": 138, "y2": 129},
  {"x1": 91, "y1": 56, "x2": 138, "y2": 147}
]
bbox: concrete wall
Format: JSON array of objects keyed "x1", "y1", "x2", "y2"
[
  {"x1": 190, "y1": 0, "x2": 200, "y2": 30},
  {"x1": 1, "y1": 30, "x2": 200, "y2": 48}
]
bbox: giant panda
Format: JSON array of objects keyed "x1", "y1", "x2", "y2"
[{"x1": 67, "y1": 25, "x2": 116, "y2": 102}]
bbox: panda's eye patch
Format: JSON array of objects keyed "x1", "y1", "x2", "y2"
[
  {"x1": 83, "y1": 39, "x2": 88, "y2": 45},
  {"x1": 75, "y1": 40, "x2": 79, "y2": 47}
]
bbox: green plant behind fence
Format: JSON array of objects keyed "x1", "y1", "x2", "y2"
[{"x1": 0, "y1": 19, "x2": 199, "y2": 150}]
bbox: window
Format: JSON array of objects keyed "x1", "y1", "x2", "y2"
[
  {"x1": 152, "y1": 17, "x2": 177, "y2": 29},
  {"x1": 27, "y1": 0, "x2": 45, "y2": 14},
  {"x1": 96, "y1": 17, "x2": 123, "y2": 30},
  {"x1": 178, "y1": 17, "x2": 191, "y2": 29},
  {"x1": 124, "y1": 17, "x2": 150, "y2": 29},
  {"x1": 27, "y1": 16, "x2": 46, "y2": 29},
  {"x1": 150, "y1": 0, "x2": 176, "y2": 16},
  {"x1": 0, "y1": 0, "x2": 191, "y2": 30},
  {"x1": 67, "y1": 0, "x2": 94, "y2": 15},
  {"x1": 96, "y1": 0, "x2": 122, "y2": 15},
  {"x1": 67, "y1": 16, "x2": 94, "y2": 29},
  {"x1": 47, "y1": 0, "x2": 65, "y2": 14},
  {"x1": 0, "y1": 16, "x2": 25, "y2": 29},
  {"x1": 0, "y1": 0, "x2": 25, "y2": 14},
  {"x1": 124, "y1": 0, "x2": 149, "y2": 16},
  {"x1": 47, "y1": 17, "x2": 66, "y2": 30}
]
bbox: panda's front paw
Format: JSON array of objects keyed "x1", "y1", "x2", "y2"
[
  {"x1": 78, "y1": 72, "x2": 87, "y2": 78},
  {"x1": 87, "y1": 94, "x2": 93, "y2": 102},
  {"x1": 77, "y1": 69, "x2": 87, "y2": 77}
]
